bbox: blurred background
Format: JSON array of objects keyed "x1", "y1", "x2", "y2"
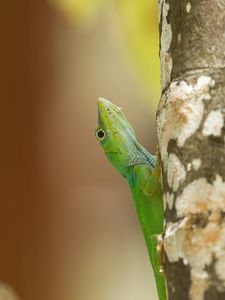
[{"x1": 0, "y1": 1, "x2": 160, "y2": 299}]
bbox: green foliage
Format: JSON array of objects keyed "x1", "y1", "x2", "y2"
[
  {"x1": 50, "y1": 0, "x2": 103, "y2": 24},
  {"x1": 115, "y1": 0, "x2": 160, "y2": 98},
  {"x1": 51, "y1": 0, "x2": 160, "y2": 99}
]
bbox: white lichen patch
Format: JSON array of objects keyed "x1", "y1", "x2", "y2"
[
  {"x1": 202, "y1": 110, "x2": 224, "y2": 137},
  {"x1": 159, "y1": 1, "x2": 173, "y2": 91},
  {"x1": 165, "y1": 192, "x2": 174, "y2": 210},
  {"x1": 176, "y1": 175, "x2": 225, "y2": 218},
  {"x1": 163, "y1": 193, "x2": 167, "y2": 211},
  {"x1": 186, "y1": 2, "x2": 192, "y2": 13},
  {"x1": 157, "y1": 76, "x2": 215, "y2": 162},
  {"x1": 164, "y1": 221, "x2": 221, "y2": 268},
  {"x1": 192, "y1": 158, "x2": 201, "y2": 170},
  {"x1": 189, "y1": 271, "x2": 209, "y2": 300},
  {"x1": 157, "y1": 0, "x2": 164, "y2": 24},
  {"x1": 197, "y1": 76, "x2": 215, "y2": 88},
  {"x1": 187, "y1": 163, "x2": 192, "y2": 171},
  {"x1": 163, "y1": 222, "x2": 180, "y2": 262},
  {"x1": 186, "y1": 159, "x2": 201, "y2": 172},
  {"x1": 167, "y1": 154, "x2": 186, "y2": 192},
  {"x1": 164, "y1": 219, "x2": 225, "y2": 298},
  {"x1": 215, "y1": 253, "x2": 225, "y2": 285},
  {"x1": 177, "y1": 33, "x2": 181, "y2": 44}
]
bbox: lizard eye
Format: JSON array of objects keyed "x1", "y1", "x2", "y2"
[{"x1": 96, "y1": 128, "x2": 105, "y2": 141}]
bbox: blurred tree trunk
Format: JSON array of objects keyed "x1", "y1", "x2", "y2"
[
  {"x1": 157, "y1": 1, "x2": 225, "y2": 299},
  {"x1": 0, "y1": 2, "x2": 54, "y2": 300}
]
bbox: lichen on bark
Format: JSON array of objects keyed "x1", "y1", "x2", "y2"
[{"x1": 156, "y1": 1, "x2": 225, "y2": 299}]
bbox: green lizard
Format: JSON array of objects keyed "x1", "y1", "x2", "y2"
[{"x1": 95, "y1": 98, "x2": 166, "y2": 300}]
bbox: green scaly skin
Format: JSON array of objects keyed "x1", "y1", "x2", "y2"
[{"x1": 95, "y1": 98, "x2": 166, "y2": 300}]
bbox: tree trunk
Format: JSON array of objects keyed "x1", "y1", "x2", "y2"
[{"x1": 156, "y1": 1, "x2": 225, "y2": 299}]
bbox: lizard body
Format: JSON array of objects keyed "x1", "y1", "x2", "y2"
[{"x1": 95, "y1": 98, "x2": 166, "y2": 300}]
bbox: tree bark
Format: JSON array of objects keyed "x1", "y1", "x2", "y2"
[{"x1": 156, "y1": 1, "x2": 225, "y2": 300}]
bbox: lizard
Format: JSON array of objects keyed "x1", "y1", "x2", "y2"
[{"x1": 95, "y1": 97, "x2": 166, "y2": 300}]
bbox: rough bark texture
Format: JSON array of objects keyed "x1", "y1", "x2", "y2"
[{"x1": 156, "y1": 1, "x2": 225, "y2": 300}]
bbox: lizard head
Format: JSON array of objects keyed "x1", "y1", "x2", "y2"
[{"x1": 95, "y1": 97, "x2": 137, "y2": 177}]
